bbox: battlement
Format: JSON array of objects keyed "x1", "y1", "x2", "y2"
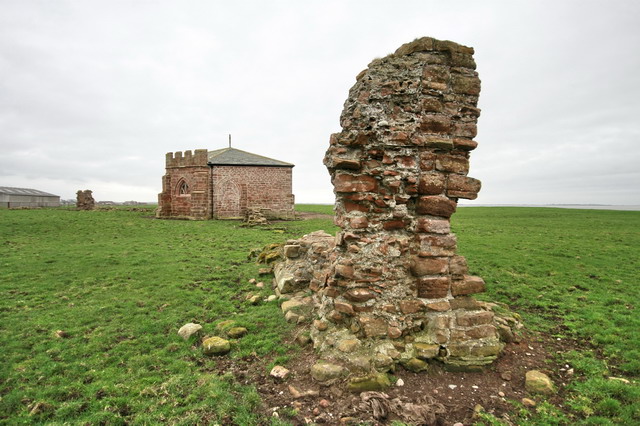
[{"x1": 166, "y1": 149, "x2": 209, "y2": 168}]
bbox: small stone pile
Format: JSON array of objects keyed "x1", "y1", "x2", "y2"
[
  {"x1": 76, "y1": 190, "x2": 95, "y2": 210},
  {"x1": 244, "y1": 207, "x2": 270, "y2": 226},
  {"x1": 274, "y1": 37, "x2": 509, "y2": 378}
]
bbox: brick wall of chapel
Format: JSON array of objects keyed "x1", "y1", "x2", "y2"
[
  {"x1": 157, "y1": 150, "x2": 212, "y2": 220},
  {"x1": 212, "y1": 165, "x2": 294, "y2": 219}
]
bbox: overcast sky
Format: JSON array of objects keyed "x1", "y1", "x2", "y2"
[{"x1": 1, "y1": 0, "x2": 639, "y2": 205}]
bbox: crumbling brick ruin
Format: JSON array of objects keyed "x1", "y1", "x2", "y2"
[
  {"x1": 76, "y1": 190, "x2": 95, "y2": 210},
  {"x1": 275, "y1": 37, "x2": 506, "y2": 377}
]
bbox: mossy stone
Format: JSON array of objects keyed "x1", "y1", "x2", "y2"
[{"x1": 346, "y1": 373, "x2": 391, "y2": 392}]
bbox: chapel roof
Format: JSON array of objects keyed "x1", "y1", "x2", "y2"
[
  {"x1": 207, "y1": 148, "x2": 294, "y2": 167},
  {"x1": 0, "y1": 186, "x2": 59, "y2": 197}
]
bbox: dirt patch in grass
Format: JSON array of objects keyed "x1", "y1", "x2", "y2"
[{"x1": 210, "y1": 330, "x2": 582, "y2": 425}]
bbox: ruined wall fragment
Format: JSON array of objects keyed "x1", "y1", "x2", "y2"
[
  {"x1": 76, "y1": 190, "x2": 95, "y2": 210},
  {"x1": 316, "y1": 37, "x2": 502, "y2": 369}
]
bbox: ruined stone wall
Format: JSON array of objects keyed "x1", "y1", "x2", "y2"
[
  {"x1": 76, "y1": 190, "x2": 95, "y2": 210},
  {"x1": 211, "y1": 166, "x2": 294, "y2": 219},
  {"x1": 315, "y1": 37, "x2": 501, "y2": 369},
  {"x1": 157, "y1": 149, "x2": 212, "y2": 220}
]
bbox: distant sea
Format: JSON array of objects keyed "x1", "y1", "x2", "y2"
[{"x1": 458, "y1": 204, "x2": 640, "y2": 211}]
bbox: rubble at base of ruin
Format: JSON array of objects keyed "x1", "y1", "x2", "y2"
[{"x1": 272, "y1": 37, "x2": 512, "y2": 374}]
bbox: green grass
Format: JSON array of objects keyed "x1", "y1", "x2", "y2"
[
  {"x1": 453, "y1": 207, "x2": 640, "y2": 425},
  {"x1": 1, "y1": 205, "x2": 638, "y2": 424},
  {"x1": 0, "y1": 207, "x2": 334, "y2": 424}
]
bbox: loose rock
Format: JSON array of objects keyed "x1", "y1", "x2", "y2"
[
  {"x1": 269, "y1": 366, "x2": 290, "y2": 380},
  {"x1": 202, "y1": 336, "x2": 231, "y2": 355},
  {"x1": 177, "y1": 323, "x2": 202, "y2": 340},
  {"x1": 525, "y1": 370, "x2": 555, "y2": 395}
]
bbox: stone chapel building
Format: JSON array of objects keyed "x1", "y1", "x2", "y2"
[{"x1": 157, "y1": 147, "x2": 295, "y2": 220}]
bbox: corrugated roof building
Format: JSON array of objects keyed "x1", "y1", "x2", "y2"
[
  {"x1": 0, "y1": 186, "x2": 61, "y2": 208},
  {"x1": 157, "y1": 147, "x2": 295, "y2": 220}
]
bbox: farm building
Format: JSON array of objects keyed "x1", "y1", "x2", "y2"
[
  {"x1": 157, "y1": 147, "x2": 295, "y2": 220},
  {"x1": 0, "y1": 186, "x2": 60, "y2": 208}
]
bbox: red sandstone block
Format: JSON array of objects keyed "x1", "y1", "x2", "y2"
[
  {"x1": 334, "y1": 301, "x2": 355, "y2": 315},
  {"x1": 453, "y1": 122, "x2": 478, "y2": 139},
  {"x1": 415, "y1": 196, "x2": 457, "y2": 218},
  {"x1": 449, "y1": 256, "x2": 469, "y2": 277},
  {"x1": 333, "y1": 173, "x2": 378, "y2": 193},
  {"x1": 447, "y1": 174, "x2": 481, "y2": 200},
  {"x1": 410, "y1": 257, "x2": 449, "y2": 276},
  {"x1": 419, "y1": 152, "x2": 436, "y2": 171},
  {"x1": 426, "y1": 300, "x2": 451, "y2": 311},
  {"x1": 399, "y1": 299, "x2": 426, "y2": 314},
  {"x1": 416, "y1": 276, "x2": 450, "y2": 298},
  {"x1": 359, "y1": 316, "x2": 388, "y2": 337},
  {"x1": 350, "y1": 217, "x2": 369, "y2": 229},
  {"x1": 343, "y1": 201, "x2": 369, "y2": 213},
  {"x1": 451, "y1": 74, "x2": 481, "y2": 95},
  {"x1": 465, "y1": 324, "x2": 497, "y2": 339},
  {"x1": 456, "y1": 310, "x2": 494, "y2": 327},
  {"x1": 420, "y1": 115, "x2": 451, "y2": 134},
  {"x1": 415, "y1": 217, "x2": 450, "y2": 234},
  {"x1": 435, "y1": 155, "x2": 469, "y2": 175},
  {"x1": 335, "y1": 264, "x2": 355, "y2": 279},
  {"x1": 344, "y1": 288, "x2": 377, "y2": 303},
  {"x1": 383, "y1": 220, "x2": 407, "y2": 231},
  {"x1": 452, "y1": 138, "x2": 478, "y2": 151},
  {"x1": 422, "y1": 97, "x2": 443, "y2": 113},
  {"x1": 451, "y1": 275, "x2": 486, "y2": 296},
  {"x1": 417, "y1": 173, "x2": 446, "y2": 195},
  {"x1": 415, "y1": 234, "x2": 457, "y2": 256}
]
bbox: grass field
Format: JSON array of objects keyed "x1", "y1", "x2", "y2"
[{"x1": 1, "y1": 205, "x2": 638, "y2": 424}]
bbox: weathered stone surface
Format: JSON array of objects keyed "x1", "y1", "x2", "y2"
[
  {"x1": 346, "y1": 373, "x2": 391, "y2": 392},
  {"x1": 227, "y1": 327, "x2": 248, "y2": 338},
  {"x1": 202, "y1": 337, "x2": 231, "y2": 355},
  {"x1": 402, "y1": 357, "x2": 430, "y2": 372},
  {"x1": 410, "y1": 257, "x2": 449, "y2": 276},
  {"x1": 333, "y1": 174, "x2": 378, "y2": 193},
  {"x1": 283, "y1": 245, "x2": 300, "y2": 258},
  {"x1": 310, "y1": 362, "x2": 347, "y2": 382},
  {"x1": 270, "y1": 365, "x2": 290, "y2": 380},
  {"x1": 178, "y1": 323, "x2": 202, "y2": 340},
  {"x1": 451, "y1": 275, "x2": 486, "y2": 296},
  {"x1": 273, "y1": 36, "x2": 504, "y2": 375},
  {"x1": 525, "y1": 370, "x2": 555, "y2": 395},
  {"x1": 415, "y1": 196, "x2": 457, "y2": 218}
]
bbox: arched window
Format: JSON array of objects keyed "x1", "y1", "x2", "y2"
[{"x1": 177, "y1": 180, "x2": 190, "y2": 195}]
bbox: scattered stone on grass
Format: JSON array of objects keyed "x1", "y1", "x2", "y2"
[
  {"x1": 269, "y1": 366, "x2": 290, "y2": 380},
  {"x1": 227, "y1": 327, "x2": 248, "y2": 338},
  {"x1": 177, "y1": 323, "x2": 202, "y2": 340},
  {"x1": 248, "y1": 295, "x2": 261, "y2": 305},
  {"x1": 215, "y1": 320, "x2": 236, "y2": 333},
  {"x1": 608, "y1": 376, "x2": 631, "y2": 384},
  {"x1": 202, "y1": 336, "x2": 231, "y2": 355},
  {"x1": 522, "y1": 397, "x2": 537, "y2": 407},
  {"x1": 525, "y1": 370, "x2": 555, "y2": 395},
  {"x1": 54, "y1": 330, "x2": 70, "y2": 339}
]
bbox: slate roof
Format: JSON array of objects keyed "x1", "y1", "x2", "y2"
[
  {"x1": 0, "y1": 186, "x2": 59, "y2": 197},
  {"x1": 207, "y1": 148, "x2": 294, "y2": 167}
]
